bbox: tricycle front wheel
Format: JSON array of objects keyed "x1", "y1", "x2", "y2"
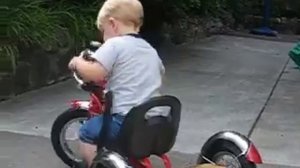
[{"x1": 51, "y1": 109, "x2": 89, "y2": 167}]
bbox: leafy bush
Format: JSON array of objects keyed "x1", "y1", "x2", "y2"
[
  {"x1": 50, "y1": 0, "x2": 104, "y2": 46},
  {"x1": 1, "y1": 0, "x2": 104, "y2": 74},
  {"x1": 163, "y1": 0, "x2": 249, "y2": 24},
  {"x1": 2, "y1": 0, "x2": 62, "y2": 74},
  {"x1": 2, "y1": 0, "x2": 300, "y2": 73}
]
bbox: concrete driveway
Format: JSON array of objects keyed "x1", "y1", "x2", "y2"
[{"x1": 0, "y1": 35, "x2": 299, "y2": 168}]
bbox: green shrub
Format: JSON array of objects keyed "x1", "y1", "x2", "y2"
[
  {"x1": 1, "y1": 0, "x2": 104, "y2": 74},
  {"x1": 2, "y1": 0, "x2": 62, "y2": 74}
]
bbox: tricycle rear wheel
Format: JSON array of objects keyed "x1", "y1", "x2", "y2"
[{"x1": 198, "y1": 141, "x2": 256, "y2": 168}]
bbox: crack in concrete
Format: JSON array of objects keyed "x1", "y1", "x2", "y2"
[{"x1": 248, "y1": 58, "x2": 291, "y2": 138}]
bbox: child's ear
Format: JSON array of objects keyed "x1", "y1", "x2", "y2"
[
  {"x1": 108, "y1": 17, "x2": 115, "y2": 26},
  {"x1": 108, "y1": 17, "x2": 118, "y2": 31},
  {"x1": 108, "y1": 17, "x2": 114, "y2": 22}
]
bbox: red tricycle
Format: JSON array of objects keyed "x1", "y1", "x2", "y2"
[{"x1": 51, "y1": 42, "x2": 263, "y2": 168}]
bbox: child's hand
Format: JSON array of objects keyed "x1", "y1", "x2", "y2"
[
  {"x1": 68, "y1": 53, "x2": 106, "y2": 83},
  {"x1": 68, "y1": 56, "x2": 81, "y2": 71}
]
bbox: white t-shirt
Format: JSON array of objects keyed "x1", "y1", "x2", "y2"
[{"x1": 91, "y1": 34, "x2": 165, "y2": 116}]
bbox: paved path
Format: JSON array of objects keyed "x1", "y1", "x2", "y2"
[{"x1": 0, "y1": 35, "x2": 299, "y2": 168}]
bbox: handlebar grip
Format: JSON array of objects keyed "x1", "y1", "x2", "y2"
[
  {"x1": 82, "y1": 54, "x2": 97, "y2": 62},
  {"x1": 81, "y1": 49, "x2": 97, "y2": 62},
  {"x1": 90, "y1": 41, "x2": 102, "y2": 47}
]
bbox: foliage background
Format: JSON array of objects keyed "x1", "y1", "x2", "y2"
[
  {"x1": 1, "y1": 0, "x2": 300, "y2": 97},
  {"x1": 2, "y1": 0, "x2": 300, "y2": 65}
]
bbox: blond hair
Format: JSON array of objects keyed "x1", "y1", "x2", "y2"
[{"x1": 96, "y1": 0, "x2": 144, "y2": 30}]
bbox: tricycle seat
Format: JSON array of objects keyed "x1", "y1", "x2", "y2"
[{"x1": 106, "y1": 95, "x2": 181, "y2": 159}]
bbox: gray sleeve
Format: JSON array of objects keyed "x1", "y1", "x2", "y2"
[{"x1": 91, "y1": 39, "x2": 118, "y2": 72}]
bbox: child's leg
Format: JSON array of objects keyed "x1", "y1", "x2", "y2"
[
  {"x1": 79, "y1": 141, "x2": 97, "y2": 167},
  {"x1": 78, "y1": 114, "x2": 124, "y2": 167},
  {"x1": 79, "y1": 116, "x2": 103, "y2": 166}
]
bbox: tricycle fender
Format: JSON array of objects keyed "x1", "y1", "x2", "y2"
[
  {"x1": 70, "y1": 100, "x2": 90, "y2": 110},
  {"x1": 198, "y1": 131, "x2": 262, "y2": 164}
]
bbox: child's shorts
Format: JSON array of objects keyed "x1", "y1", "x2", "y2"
[{"x1": 79, "y1": 114, "x2": 125, "y2": 144}]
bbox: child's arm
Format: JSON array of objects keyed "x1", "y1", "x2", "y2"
[
  {"x1": 69, "y1": 57, "x2": 107, "y2": 83},
  {"x1": 69, "y1": 38, "x2": 118, "y2": 83}
]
